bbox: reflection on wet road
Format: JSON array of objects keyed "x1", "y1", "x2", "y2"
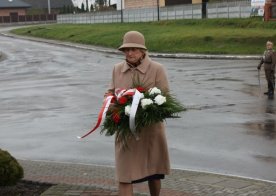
[
  {"x1": 245, "y1": 100, "x2": 275, "y2": 140},
  {"x1": 0, "y1": 33, "x2": 275, "y2": 182}
]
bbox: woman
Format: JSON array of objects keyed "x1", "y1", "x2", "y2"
[{"x1": 106, "y1": 31, "x2": 170, "y2": 196}]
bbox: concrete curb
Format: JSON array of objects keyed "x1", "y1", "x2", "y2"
[{"x1": 0, "y1": 32, "x2": 261, "y2": 60}]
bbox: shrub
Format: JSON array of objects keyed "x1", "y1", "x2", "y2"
[{"x1": 0, "y1": 149, "x2": 24, "y2": 186}]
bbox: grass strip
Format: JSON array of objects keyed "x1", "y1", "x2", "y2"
[{"x1": 11, "y1": 17, "x2": 276, "y2": 55}]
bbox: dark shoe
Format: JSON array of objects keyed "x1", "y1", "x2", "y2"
[{"x1": 264, "y1": 92, "x2": 269, "y2": 95}]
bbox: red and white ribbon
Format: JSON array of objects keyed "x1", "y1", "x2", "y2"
[
  {"x1": 129, "y1": 90, "x2": 142, "y2": 140},
  {"x1": 115, "y1": 88, "x2": 135, "y2": 99},
  {"x1": 77, "y1": 95, "x2": 113, "y2": 139},
  {"x1": 78, "y1": 88, "x2": 142, "y2": 139}
]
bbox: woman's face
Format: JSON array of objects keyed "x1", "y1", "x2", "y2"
[{"x1": 123, "y1": 48, "x2": 144, "y2": 64}]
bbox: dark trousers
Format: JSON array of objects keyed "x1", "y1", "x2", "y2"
[{"x1": 265, "y1": 69, "x2": 275, "y2": 96}]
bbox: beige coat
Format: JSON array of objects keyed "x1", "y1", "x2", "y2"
[{"x1": 107, "y1": 54, "x2": 170, "y2": 183}]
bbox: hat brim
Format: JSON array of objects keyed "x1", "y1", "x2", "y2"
[{"x1": 118, "y1": 43, "x2": 147, "y2": 51}]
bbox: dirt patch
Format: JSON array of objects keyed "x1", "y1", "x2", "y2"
[{"x1": 0, "y1": 180, "x2": 53, "y2": 196}]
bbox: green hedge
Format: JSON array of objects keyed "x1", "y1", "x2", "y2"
[{"x1": 0, "y1": 149, "x2": 24, "y2": 186}]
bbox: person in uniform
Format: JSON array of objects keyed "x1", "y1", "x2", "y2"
[
  {"x1": 258, "y1": 41, "x2": 275, "y2": 99},
  {"x1": 105, "y1": 31, "x2": 170, "y2": 196}
]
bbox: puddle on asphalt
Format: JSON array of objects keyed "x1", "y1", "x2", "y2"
[
  {"x1": 244, "y1": 99, "x2": 276, "y2": 140},
  {"x1": 241, "y1": 84, "x2": 260, "y2": 97},
  {"x1": 0, "y1": 51, "x2": 6, "y2": 62},
  {"x1": 186, "y1": 103, "x2": 236, "y2": 110},
  {"x1": 253, "y1": 155, "x2": 276, "y2": 163},
  {"x1": 245, "y1": 121, "x2": 276, "y2": 140},
  {"x1": 205, "y1": 78, "x2": 243, "y2": 82}
]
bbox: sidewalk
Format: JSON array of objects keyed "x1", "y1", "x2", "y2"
[{"x1": 19, "y1": 159, "x2": 276, "y2": 196}]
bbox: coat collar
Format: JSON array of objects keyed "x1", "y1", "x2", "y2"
[{"x1": 121, "y1": 54, "x2": 151, "y2": 74}]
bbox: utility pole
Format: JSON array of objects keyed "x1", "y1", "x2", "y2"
[
  {"x1": 157, "y1": 0, "x2": 160, "y2": 21},
  {"x1": 86, "y1": 0, "x2": 89, "y2": 12},
  {"x1": 48, "y1": 0, "x2": 51, "y2": 14},
  {"x1": 121, "y1": 0, "x2": 123, "y2": 23},
  {"x1": 202, "y1": 0, "x2": 208, "y2": 19}
]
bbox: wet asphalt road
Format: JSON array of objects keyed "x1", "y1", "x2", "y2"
[{"x1": 0, "y1": 32, "x2": 275, "y2": 182}]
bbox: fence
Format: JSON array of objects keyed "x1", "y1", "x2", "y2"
[
  {"x1": 58, "y1": 4, "x2": 201, "y2": 24},
  {"x1": 0, "y1": 14, "x2": 57, "y2": 24},
  {"x1": 57, "y1": 1, "x2": 251, "y2": 24},
  {"x1": 207, "y1": 0, "x2": 251, "y2": 18}
]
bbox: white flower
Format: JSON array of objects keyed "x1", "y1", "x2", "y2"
[
  {"x1": 124, "y1": 105, "x2": 131, "y2": 116},
  {"x1": 154, "y1": 95, "x2": 166, "y2": 105},
  {"x1": 141, "y1": 98, "x2": 153, "y2": 109},
  {"x1": 149, "y1": 87, "x2": 161, "y2": 95}
]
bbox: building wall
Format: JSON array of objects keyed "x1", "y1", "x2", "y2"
[
  {"x1": 124, "y1": 0, "x2": 205, "y2": 9},
  {"x1": 0, "y1": 8, "x2": 27, "y2": 16},
  {"x1": 192, "y1": 0, "x2": 202, "y2": 3},
  {"x1": 165, "y1": 0, "x2": 204, "y2": 6},
  {"x1": 125, "y1": 0, "x2": 165, "y2": 9}
]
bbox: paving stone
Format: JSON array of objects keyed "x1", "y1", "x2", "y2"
[
  {"x1": 17, "y1": 127, "x2": 276, "y2": 196},
  {"x1": 188, "y1": 175, "x2": 226, "y2": 184},
  {"x1": 215, "y1": 179, "x2": 252, "y2": 189},
  {"x1": 64, "y1": 190, "x2": 83, "y2": 195}
]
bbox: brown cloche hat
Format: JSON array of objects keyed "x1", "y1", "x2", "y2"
[{"x1": 118, "y1": 31, "x2": 147, "y2": 51}]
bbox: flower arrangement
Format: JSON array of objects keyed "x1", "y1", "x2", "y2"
[{"x1": 100, "y1": 86, "x2": 185, "y2": 144}]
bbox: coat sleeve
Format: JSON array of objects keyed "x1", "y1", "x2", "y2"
[
  {"x1": 258, "y1": 51, "x2": 265, "y2": 69},
  {"x1": 155, "y1": 64, "x2": 170, "y2": 93},
  {"x1": 271, "y1": 51, "x2": 276, "y2": 71},
  {"x1": 104, "y1": 66, "x2": 115, "y2": 98},
  {"x1": 258, "y1": 57, "x2": 264, "y2": 69},
  {"x1": 258, "y1": 55, "x2": 264, "y2": 69}
]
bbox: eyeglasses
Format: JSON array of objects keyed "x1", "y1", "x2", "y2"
[{"x1": 123, "y1": 48, "x2": 139, "y2": 53}]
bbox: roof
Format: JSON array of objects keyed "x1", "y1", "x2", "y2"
[
  {"x1": 0, "y1": 0, "x2": 31, "y2": 8},
  {"x1": 22, "y1": 0, "x2": 74, "y2": 9}
]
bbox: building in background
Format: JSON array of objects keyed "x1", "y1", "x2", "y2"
[
  {"x1": 22, "y1": 0, "x2": 74, "y2": 14},
  {"x1": 165, "y1": 0, "x2": 191, "y2": 6},
  {"x1": 165, "y1": 0, "x2": 208, "y2": 5},
  {"x1": 123, "y1": 0, "x2": 207, "y2": 9},
  {"x1": 263, "y1": 0, "x2": 276, "y2": 21},
  {"x1": 124, "y1": 0, "x2": 165, "y2": 9},
  {"x1": 0, "y1": 0, "x2": 31, "y2": 18}
]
